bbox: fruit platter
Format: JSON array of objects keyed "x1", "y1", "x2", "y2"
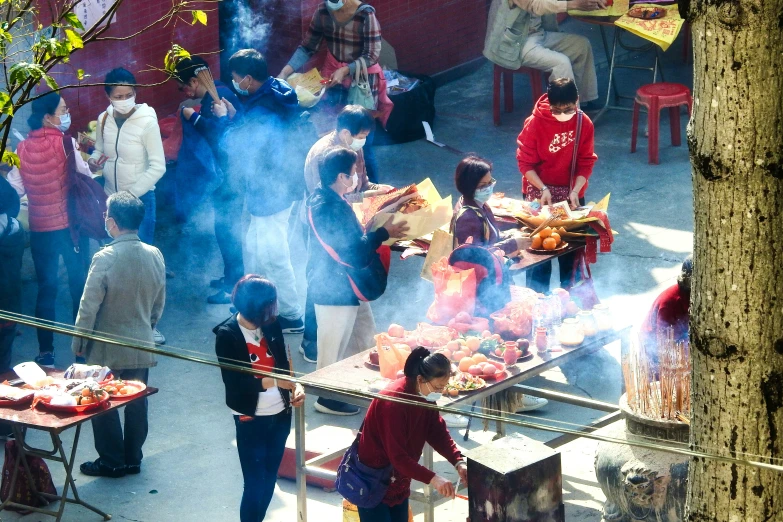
[
  {"x1": 443, "y1": 372, "x2": 487, "y2": 395},
  {"x1": 99, "y1": 379, "x2": 147, "y2": 400},
  {"x1": 33, "y1": 382, "x2": 110, "y2": 414},
  {"x1": 529, "y1": 226, "x2": 569, "y2": 253}
]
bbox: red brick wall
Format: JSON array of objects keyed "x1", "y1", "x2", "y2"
[{"x1": 46, "y1": 1, "x2": 220, "y2": 133}]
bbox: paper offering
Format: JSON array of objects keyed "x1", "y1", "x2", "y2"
[{"x1": 287, "y1": 68, "x2": 325, "y2": 95}]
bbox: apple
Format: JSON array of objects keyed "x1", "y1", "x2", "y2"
[
  {"x1": 517, "y1": 339, "x2": 530, "y2": 352},
  {"x1": 481, "y1": 330, "x2": 492, "y2": 339},
  {"x1": 453, "y1": 352, "x2": 466, "y2": 362},
  {"x1": 491, "y1": 334, "x2": 503, "y2": 342},
  {"x1": 446, "y1": 340, "x2": 461, "y2": 352},
  {"x1": 489, "y1": 360, "x2": 506, "y2": 372},
  {"x1": 482, "y1": 365, "x2": 497, "y2": 377},
  {"x1": 455, "y1": 311, "x2": 472, "y2": 323},
  {"x1": 388, "y1": 324, "x2": 405, "y2": 337},
  {"x1": 466, "y1": 337, "x2": 481, "y2": 352},
  {"x1": 495, "y1": 348, "x2": 503, "y2": 356},
  {"x1": 468, "y1": 365, "x2": 483, "y2": 376},
  {"x1": 369, "y1": 349, "x2": 379, "y2": 365}
]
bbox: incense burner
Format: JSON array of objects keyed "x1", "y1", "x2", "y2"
[{"x1": 593, "y1": 395, "x2": 689, "y2": 522}]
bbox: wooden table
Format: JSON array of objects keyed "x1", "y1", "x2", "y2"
[
  {"x1": 0, "y1": 374, "x2": 158, "y2": 521},
  {"x1": 294, "y1": 327, "x2": 630, "y2": 522}
]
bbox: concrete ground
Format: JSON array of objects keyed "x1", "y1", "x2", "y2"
[{"x1": 4, "y1": 18, "x2": 693, "y2": 522}]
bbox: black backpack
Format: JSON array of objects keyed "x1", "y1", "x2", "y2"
[
  {"x1": 63, "y1": 136, "x2": 107, "y2": 248},
  {"x1": 448, "y1": 243, "x2": 511, "y2": 317}
]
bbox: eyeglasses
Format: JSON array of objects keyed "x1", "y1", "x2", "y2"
[
  {"x1": 477, "y1": 178, "x2": 497, "y2": 190},
  {"x1": 550, "y1": 106, "x2": 576, "y2": 116},
  {"x1": 57, "y1": 106, "x2": 70, "y2": 115}
]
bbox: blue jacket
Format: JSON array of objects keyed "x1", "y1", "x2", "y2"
[
  {"x1": 306, "y1": 186, "x2": 390, "y2": 306},
  {"x1": 223, "y1": 78, "x2": 302, "y2": 217}
]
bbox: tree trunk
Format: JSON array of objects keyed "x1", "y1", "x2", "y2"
[{"x1": 684, "y1": 0, "x2": 783, "y2": 520}]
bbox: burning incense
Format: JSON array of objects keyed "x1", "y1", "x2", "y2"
[{"x1": 194, "y1": 65, "x2": 220, "y2": 104}]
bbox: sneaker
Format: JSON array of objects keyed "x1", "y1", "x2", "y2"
[
  {"x1": 314, "y1": 398, "x2": 360, "y2": 416},
  {"x1": 443, "y1": 413, "x2": 469, "y2": 428},
  {"x1": 299, "y1": 341, "x2": 317, "y2": 363},
  {"x1": 516, "y1": 395, "x2": 548, "y2": 412},
  {"x1": 80, "y1": 459, "x2": 126, "y2": 478},
  {"x1": 153, "y1": 328, "x2": 166, "y2": 345},
  {"x1": 580, "y1": 100, "x2": 603, "y2": 113},
  {"x1": 34, "y1": 352, "x2": 55, "y2": 368},
  {"x1": 209, "y1": 277, "x2": 225, "y2": 289},
  {"x1": 207, "y1": 290, "x2": 232, "y2": 305},
  {"x1": 278, "y1": 316, "x2": 304, "y2": 334},
  {"x1": 125, "y1": 464, "x2": 141, "y2": 475}
]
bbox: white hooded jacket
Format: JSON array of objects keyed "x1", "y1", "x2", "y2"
[{"x1": 91, "y1": 103, "x2": 165, "y2": 197}]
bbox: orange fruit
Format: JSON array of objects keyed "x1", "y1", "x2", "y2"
[
  {"x1": 539, "y1": 227, "x2": 552, "y2": 239},
  {"x1": 531, "y1": 235, "x2": 543, "y2": 249},
  {"x1": 558, "y1": 226, "x2": 566, "y2": 234},
  {"x1": 466, "y1": 337, "x2": 481, "y2": 351},
  {"x1": 473, "y1": 353, "x2": 488, "y2": 364},
  {"x1": 543, "y1": 237, "x2": 557, "y2": 250},
  {"x1": 550, "y1": 232, "x2": 561, "y2": 245},
  {"x1": 459, "y1": 357, "x2": 475, "y2": 372}
]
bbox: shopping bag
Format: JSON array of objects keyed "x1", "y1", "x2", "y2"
[
  {"x1": 375, "y1": 334, "x2": 411, "y2": 380},
  {"x1": 0, "y1": 440, "x2": 56, "y2": 510},
  {"x1": 420, "y1": 229, "x2": 454, "y2": 283},
  {"x1": 567, "y1": 252, "x2": 601, "y2": 310},
  {"x1": 426, "y1": 257, "x2": 477, "y2": 324}
]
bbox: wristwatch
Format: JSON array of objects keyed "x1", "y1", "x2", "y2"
[{"x1": 540, "y1": 185, "x2": 549, "y2": 192}]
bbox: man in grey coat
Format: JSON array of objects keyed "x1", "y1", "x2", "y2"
[{"x1": 72, "y1": 191, "x2": 165, "y2": 478}]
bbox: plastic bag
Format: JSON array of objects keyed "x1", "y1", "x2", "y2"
[
  {"x1": 375, "y1": 334, "x2": 411, "y2": 380},
  {"x1": 426, "y1": 257, "x2": 476, "y2": 325}
]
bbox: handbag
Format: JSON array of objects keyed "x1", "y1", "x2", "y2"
[
  {"x1": 0, "y1": 439, "x2": 57, "y2": 510},
  {"x1": 526, "y1": 110, "x2": 583, "y2": 203},
  {"x1": 335, "y1": 426, "x2": 393, "y2": 508},
  {"x1": 346, "y1": 57, "x2": 376, "y2": 110},
  {"x1": 63, "y1": 136, "x2": 108, "y2": 247},
  {"x1": 567, "y1": 251, "x2": 601, "y2": 310},
  {"x1": 308, "y1": 206, "x2": 388, "y2": 302}
]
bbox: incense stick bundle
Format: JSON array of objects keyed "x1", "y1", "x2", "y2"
[{"x1": 195, "y1": 65, "x2": 220, "y2": 104}]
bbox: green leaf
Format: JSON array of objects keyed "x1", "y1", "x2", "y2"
[
  {"x1": 0, "y1": 91, "x2": 13, "y2": 116},
  {"x1": 44, "y1": 74, "x2": 58, "y2": 90},
  {"x1": 191, "y1": 10, "x2": 207, "y2": 26},
  {"x1": 8, "y1": 62, "x2": 45, "y2": 86},
  {"x1": 2, "y1": 151, "x2": 19, "y2": 169},
  {"x1": 76, "y1": 68, "x2": 89, "y2": 81},
  {"x1": 65, "y1": 29, "x2": 83, "y2": 50},
  {"x1": 64, "y1": 12, "x2": 84, "y2": 30}
]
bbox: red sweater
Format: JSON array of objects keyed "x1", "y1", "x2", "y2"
[
  {"x1": 516, "y1": 95, "x2": 597, "y2": 198},
  {"x1": 358, "y1": 378, "x2": 463, "y2": 506},
  {"x1": 641, "y1": 283, "x2": 690, "y2": 343}
]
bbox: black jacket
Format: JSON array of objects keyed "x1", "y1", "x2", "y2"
[
  {"x1": 306, "y1": 186, "x2": 390, "y2": 306},
  {"x1": 213, "y1": 314, "x2": 291, "y2": 416}
]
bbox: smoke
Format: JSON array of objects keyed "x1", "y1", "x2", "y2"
[{"x1": 228, "y1": 1, "x2": 272, "y2": 53}]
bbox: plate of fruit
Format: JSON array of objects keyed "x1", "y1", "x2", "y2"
[
  {"x1": 528, "y1": 227, "x2": 569, "y2": 253},
  {"x1": 36, "y1": 387, "x2": 110, "y2": 414},
  {"x1": 445, "y1": 372, "x2": 487, "y2": 394},
  {"x1": 99, "y1": 380, "x2": 147, "y2": 400}
]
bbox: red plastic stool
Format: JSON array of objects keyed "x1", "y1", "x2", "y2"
[
  {"x1": 631, "y1": 83, "x2": 692, "y2": 165},
  {"x1": 493, "y1": 64, "x2": 548, "y2": 126}
]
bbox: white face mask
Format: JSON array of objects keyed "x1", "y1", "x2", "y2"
[
  {"x1": 343, "y1": 172, "x2": 358, "y2": 191},
  {"x1": 349, "y1": 137, "x2": 366, "y2": 151},
  {"x1": 553, "y1": 112, "x2": 576, "y2": 123},
  {"x1": 111, "y1": 96, "x2": 136, "y2": 114},
  {"x1": 326, "y1": 0, "x2": 344, "y2": 10},
  {"x1": 419, "y1": 381, "x2": 442, "y2": 402}
]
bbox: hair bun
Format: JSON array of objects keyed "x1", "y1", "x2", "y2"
[{"x1": 403, "y1": 347, "x2": 429, "y2": 378}]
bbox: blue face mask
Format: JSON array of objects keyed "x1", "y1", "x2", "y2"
[
  {"x1": 56, "y1": 113, "x2": 71, "y2": 132},
  {"x1": 326, "y1": 0, "x2": 345, "y2": 10},
  {"x1": 474, "y1": 182, "x2": 495, "y2": 205},
  {"x1": 419, "y1": 381, "x2": 442, "y2": 402},
  {"x1": 232, "y1": 77, "x2": 250, "y2": 96},
  {"x1": 104, "y1": 218, "x2": 114, "y2": 239}
]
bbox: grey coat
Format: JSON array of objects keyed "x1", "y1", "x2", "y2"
[
  {"x1": 483, "y1": 0, "x2": 559, "y2": 70},
  {"x1": 72, "y1": 234, "x2": 165, "y2": 370}
]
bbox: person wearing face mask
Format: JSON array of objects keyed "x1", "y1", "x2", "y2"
[
  {"x1": 354, "y1": 347, "x2": 467, "y2": 521},
  {"x1": 517, "y1": 77, "x2": 597, "y2": 294},
  {"x1": 17, "y1": 92, "x2": 90, "y2": 367},
  {"x1": 88, "y1": 68, "x2": 166, "y2": 252},
  {"x1": 306, "y1": 147, "x2": 408, "y2": 415},
  {"x1": 279, "y1": 0, "x2": 393, "y2": 184},
  {"x1": 299, "y1": 105, "x2": 394, "y2": 363},
  {"x1": 451, "y1": 155, "x2": 528, "y2": 256},
  {"x1": 71, "y1": 191, "x2": 165, "y2": 478}
]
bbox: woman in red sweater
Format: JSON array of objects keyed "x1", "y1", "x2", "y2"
[
  {"x1": 516, "y1": 78, "x2": 598, "y2": 294},
  {"x1": 356, "y1": 347, "x2": 467, "y2": 521}
]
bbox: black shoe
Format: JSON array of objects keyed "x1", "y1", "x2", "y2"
[
  {"x1": 80, "y1": 459, "x2": 126, "y2": 478},
  {"x1": 125, "y1": 464, "x2": 141, "y2": 475},
  {"x1": 210, "y1": 277, "x2": 225, "y2": 289},
  {"x1": 314, "y1": 398, "x2": 360, "y2": 416},
  {"x1": 207, "y1": 290, "x2": 232, "y2": 305},
  {"x1": 278, "y1": 316, "x2": 304, "y2": 334},
  {"x1": 34, "y1": 352, "x2": 55, "y2": 368},
  {"x1": 580, "y1": 100, "x2": 603, "y2": 113},
  {"x1": 299, "y1": 341, "x2": 317, "y2": 363}
]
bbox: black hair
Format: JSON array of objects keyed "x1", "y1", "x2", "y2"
[
  {"x1": 231, "y1": 275, "x2": 279, "y2": 327},
  {"x1": 107, "y1": 191, "x2": 145, "y2": 231},
  {"x1": 173, "y1": 55, "x2": 209, "y2": 85},
  {"x1": 547, "y1": 78, "x2": 579, "y2": 106},
  {"x1": 104, "y1": 68, "x2": 137, "y2": 96},
  {"x1": 319, "y1": 146, "x2": 357, "y2": 187},
  {"x1": 404, "y1": 347, "x2": 451, "y2": 381},
  {"x1": 454, "y1": 154, "x2": 492, "y2": 200},
  {"x1": 678, "y1": 254, "x2": 693, "y2": 294},
  {"x1": 336, "y1": 105, "x2": 375, "y2": 136},
  {"x1": 228, "y1": 49, "x2": 269, "y2": 82},
  {"x1": 27, "y1": 91, "x2": 61, "y2": 130}
]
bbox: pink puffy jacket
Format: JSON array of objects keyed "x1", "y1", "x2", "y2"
[{"x1": 17, "y1": 128, "x2": 69, "y2": 232}]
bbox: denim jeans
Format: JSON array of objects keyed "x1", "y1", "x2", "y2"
[
  {"x1": 138, "y1": 190, "x2": 156, "y2": 245},
  {"x1": 234, "y1": 410, "x2": 292, "y2": 522},
  {"x1": 91, "y1": 368, "x2": 149, "y2": 469},
  {"x1": 358, "y1": 498, "x2": 409, "y2": 522},
  {"x1": 29, "y1": 229, "x2": 87, "y2": 353}
]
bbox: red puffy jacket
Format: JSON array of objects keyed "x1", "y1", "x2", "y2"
[{"x1": 17, "y1": 128, "x2": 69, "y2": 232}]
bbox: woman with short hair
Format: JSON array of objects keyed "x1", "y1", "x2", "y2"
[{"x1": 213, "y1": 275, "x2": 305, "y2": 522}]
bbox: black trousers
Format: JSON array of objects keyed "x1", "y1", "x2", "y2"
[
  {"x1": 212, "y1": 183, "x2": 245, "y2": 291},
  {"x1": 91, "y1": 368, "x2": 150, "y2": 469}
]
